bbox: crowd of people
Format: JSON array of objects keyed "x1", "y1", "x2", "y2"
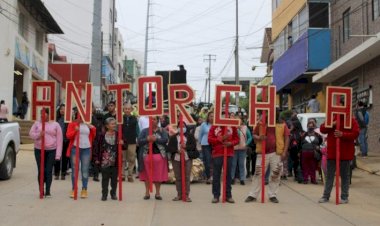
[{"x1": 28, "y1": 99, "x2": 364, "y2": 204}]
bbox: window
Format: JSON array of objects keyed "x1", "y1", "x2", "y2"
[
  {"x1": 309, "y1": 3, "x2": 329, "y2": 28},
  {"x1": 18, "y1": 13, "x2": 28, "y2": 40},
  {"x1": 299, "y1": 6, "x2": 308, "y2": 36},
  {"x1": 292, "y1": 15, "x2": 299, "y2": 42},
  {"x1": 343, "y1": 9, "x2": 350, "y2": 42},
  {"x1": 35, "y1": 31, "x2": 43, "y2": 54},
  {"x1": 373, "y1": 0, "x2": 380, "y2": 20}
]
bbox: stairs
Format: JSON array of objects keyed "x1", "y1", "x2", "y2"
[{"x1": 17, "y1": 120, "x2": 35, "y2": 144}]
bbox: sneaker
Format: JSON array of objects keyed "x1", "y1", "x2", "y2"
[
  {"x1": 269, "y1": 197, "x2": 279, "y2": 203},
  {"x1": 226, "y1": 198, "x2": 235, "y2": 204},
  {"x1": 54, "y1": 175, "x2": 59, "y2": 180},
  {"x1": 111, "y1": 195, "x2": 117, "y2": 200},
  {"x1": 211, "y1": 198, "x2": 219, "y2": 203},
  {"x1": 61, "y1": 175, "x2": 66, "y2": 180},
  {"x1": 206, "y1": 179, "x2": 211, "y2": 185},
  {"x1": 70, "y1": 190, "x2": 74, "y2": 198},
  {"x1": 80, "y1": 189, "x2": 88, "y2": 199},
  {"x1": 318, "y1": 197, "x2": 329, "y2": 203},
  {"x1": 240, "y1": 180, "x2": 245, "y2": 186},
  {"x1": 45, "y1": 193, "x2": 52, "y2": 198},
  {"x1": 231, "y1": 179, "x2": 236, "y2": 185},
  {"x1": 101, "y1": 195, "x2": 107, "y2": 201},
  {"x1": 339, "y1": 199, "x2": 349, "y2": 204},
  {"x1": 245, "y1": 196, "x2": 256, "y2": 203}
]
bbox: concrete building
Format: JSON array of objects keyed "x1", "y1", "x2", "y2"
[
  {"x1": 313, "y1": 0, "x2": 380, "y2": 154},
  {"x1": 0, "y1": 0, "x2": 63, "y2": 120},
  {"x1": 125, "y1": 59, "x2": 141, "y2": 95},
  {"x1": 271, "y1": 0, "x2": 331, "y2": 113}
]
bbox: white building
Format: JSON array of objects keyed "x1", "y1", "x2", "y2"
[
  {"x1": 0, "y1": 0, "x2": 63, "y2": 120},
  {"x1": 113, "y1": 27, "x2": 126, "y2": 84}
]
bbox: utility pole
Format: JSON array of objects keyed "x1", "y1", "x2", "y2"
[
  {"x1": 90, "y1": 0, "x2": 102, "y2": 107},
  {"x1": 204, "y1": 54, "x2": 216, "y2": 103},
  {"x1": 234, "y1": 0, "x2": 240, "y2": 106},
  {"x1": 143, "y1": 0, "x2": 151, "y2": 75}
]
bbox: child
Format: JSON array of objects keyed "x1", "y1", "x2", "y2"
[{"x1": 97, "y1": 117, "x2": 123, "y2": 201}]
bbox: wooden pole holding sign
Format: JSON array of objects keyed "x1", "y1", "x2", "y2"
[
  {"x1": 118, "y1": 124, "x2": 123, "y2": 200},
  {"x1": 335, "y1": 96, "x2": 341, "y2": 205},
  {"x1": 179, "y1": 92, "x2": 186, "y2": 202},
  {"x1": 74, "y1": 112, "x2": 80, "y2": 200},
  {"x1": 222, "y1": 93, "x2": 230, "y2": 203},
  {"x1": 148, "y1": 84, "x2": 154, "y2": 193},
  {"x1": 39, "y1": 108, "x2": 46, "y2": 199},
  {"x1": 261, "y1": 86, "x2": 267, "y2": 204}
]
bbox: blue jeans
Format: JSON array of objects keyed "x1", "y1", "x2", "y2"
[
  {"x1": 202, "y1": 145, "x2": 212, "y2": 179},
  {"x1": 359, "y1": 128, "x2": 368, "y2": 156},
  {"x1": 212, "y1": 156, "x2": 233, "y2": 199},
  {"x1": 34, "y1": 149, "x2": 56, "y2": 194},
  {"x1": 231, "y1": 150, "x2": 246, "y2": 181},
  {"x1": 70, "y1": 147, "x2": 91, "y2": 190}
]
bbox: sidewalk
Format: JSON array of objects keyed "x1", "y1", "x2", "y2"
[
  {"x1": 356, "y1": 153, "x2": 380, "y2": 176},
  {"x1": 20, "y1": 144, "x2": 34, "y2": 151}
]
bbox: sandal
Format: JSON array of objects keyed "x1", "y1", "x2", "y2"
[
  {"x1": 155, "y1": 195, "x2": 163, "y2": 200},
  {"x1": 143, "y1": 195, "x2": 150, "y2": 200},
  {"x1": 172, "y1": 197, "x2": 181, "y2": 201}
]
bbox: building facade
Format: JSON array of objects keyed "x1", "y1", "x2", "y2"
[
  {"x1": 272, "y1": 0, "x2": 331, "y2": 113},
  {"x1": 0, "y1": 0, "x2": 62, "y2": 120},
  {"x1": 313, "y1": 0, "x2": 380, "y2": 154}
]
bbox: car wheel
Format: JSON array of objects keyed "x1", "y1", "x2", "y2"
[{"x1": 0, "y1": 145, "x2": 15, "y2": 180}]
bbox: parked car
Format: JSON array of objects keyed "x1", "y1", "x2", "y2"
[
  {"x1": 297, "y1": 113, "x2": 326, "y2": 132},
  {"x1": 0, "y1": 121, "x2": 20, "y2": 180}
]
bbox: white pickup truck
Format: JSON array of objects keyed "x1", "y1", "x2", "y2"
[{"x1": 0, "y1": 122, "x2": 20, "y2": 180}]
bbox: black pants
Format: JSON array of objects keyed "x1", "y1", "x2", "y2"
[
  {"x1": 54, "y1": 141, "x2": 69, "y2": 176},
  {"x1": 34, "y1": 149, "x2": 56, "y2": 194},
  {"x1": 212, "y1": 156, "x2": 233, "y2": 199},
  {"x1": 246, "y1": 151, "x2": 257, "y2": 176},
  {"x1": 323, "y1": 160, "x2": 351, "y2": 200},
  {"x1": 101, "y1": 166, "x2": 118, "y2": 197}
]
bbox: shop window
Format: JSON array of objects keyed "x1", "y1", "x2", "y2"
[{"x1": 309, "y1": 3, "x2": 329, "y2": 28}]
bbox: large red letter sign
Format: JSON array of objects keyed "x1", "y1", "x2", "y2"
[
  {"x1": 31, "y1": 81, "x2": 56, "y2": 121},
  {"x1": 137, "y1": 76, "x2": 164, "y2": 116},
  {"x1": 168, "y1": 84, "x2": 195, "y2": 125},
  {"x1": 325, "y1": 86, "x2": 352, "y2": 129},
  {"x1": 214, "y1": 85, "x2": 241, "y2": 126},
  {"x1": 108, "y1": 84, "x2": 131, "y2": 124},
  {"x1": 249, "y1": 85, "x2": 276, "y2": 127},
  {"x1": 64, "y1": 82, "x2": 93, "y2": 124}
]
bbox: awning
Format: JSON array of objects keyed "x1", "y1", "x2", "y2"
[{"x1": 313, "y1": 33, "x2": 380, "y2": 83}]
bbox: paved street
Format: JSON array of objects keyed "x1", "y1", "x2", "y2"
[{"x1": 0, "y1": 150, "x2": 379, "y2": 226}]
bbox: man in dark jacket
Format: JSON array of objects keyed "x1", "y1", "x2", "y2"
[
  {"x1": 355, "y1": 101, "x2": 369, "y2": 157},
  {"x1": 122, "y1": 103, "x2": 139, "y2": 182},
  {"x1": 103, "y1": 101, "x2": 117, "y2": 124},
  {"x1": 318, "y1": 116, "x2": 359, "y2": 204}
]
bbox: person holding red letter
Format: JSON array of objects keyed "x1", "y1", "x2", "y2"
[
  {"x1": 208, "y1": 125, "x2": 239, "y2": 204},
  {"x1": 318, "y1": 116, "x2": 359, "y2": 204},
  {"x1": 29, "y1": 109, "x2": 63, "y2": 198},
  {"x1": 66, "y1": 109, "x2": 96, "y2": 199}
]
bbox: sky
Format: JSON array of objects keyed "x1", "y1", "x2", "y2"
[{"x1": 116, "y1": 0, "x2": 272, "y2": 102}]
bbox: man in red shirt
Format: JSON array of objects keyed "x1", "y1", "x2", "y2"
[
  {"x1": 208, "y1": 125, "x2": 239, "y2": 204},
  {"x1": 245, "y1": 114, "x2": 290, "y2": 203},
  {"x1": 318, "y1": 117, "x2": 359, "y2": 204}
]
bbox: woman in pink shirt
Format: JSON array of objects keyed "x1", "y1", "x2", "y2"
[{"x1": 29, "y1": 109, "x2": 63, "y2": 198}]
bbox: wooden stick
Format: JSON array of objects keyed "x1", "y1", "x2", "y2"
[
  {"x1": 148, "y1": 84, "x2": 153, "y2": 193},
  {"x1": 222, "y1": 93, "x2": 230, "y2": 203},
  {"x1": 335, "y1": 96, "x2": 341, "y2": 205},
  {"x1": 261, "y1": 86, "x2": 267, "y2": 204},
  {"x1": 39, "y1": 108, "x2": 46, "y2": 199},
  {"x1": 74, "y1": 113, "x2": 80, "y2": 200},
  {"x1": 118, "y1": 124, "x2": 123, "y2": 201},
  {"x1": 179, "y1": 92, "x2": 186, "y2": 202}
]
